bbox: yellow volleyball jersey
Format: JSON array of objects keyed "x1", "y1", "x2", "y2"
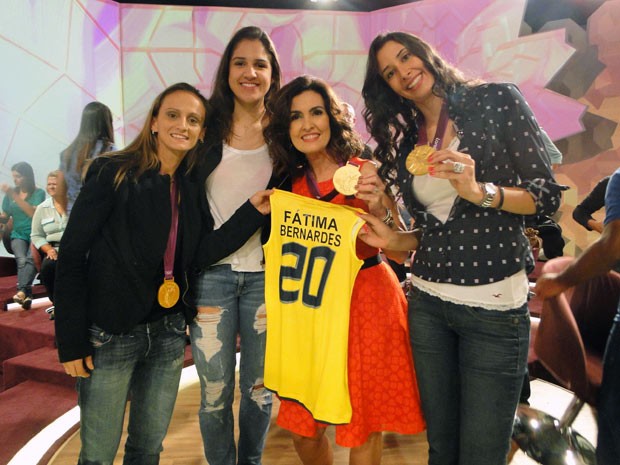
[{"x1": 264, "y1": 189, "x2": 365, "y2": 424}]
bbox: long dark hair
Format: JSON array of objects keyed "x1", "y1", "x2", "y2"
[
  {"x1": 61, "y1": 101, "x2": 114, "y2": 174},
  {"x1": 362, "y1": 32, "x2": 474, "y2": 182},
  {"x1": 11, "y1": 162, "x2": 36, "y2": 195},
  {"x1": 206, "y1": 26, "x2": 282, "y2": 146},
  {"x1": 265, "y1": 75, "x2": 364, "y2": 179},
  {"x1": 98, "y1": 82, "x2": 208, "y2": 189}
]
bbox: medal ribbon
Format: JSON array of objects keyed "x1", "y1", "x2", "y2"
[
  {"x1": 305, "y1": 169, "x2": 324, "y2": 199},
  {"x1": 305, "y1": 161, "x2": 346, "y2": 201},
  {"x1": 163, "y1": 177, "x2": 179, "y2": 281},
  {"x1": 416, "y1": 100, "x2": 449, "y2": 150}
]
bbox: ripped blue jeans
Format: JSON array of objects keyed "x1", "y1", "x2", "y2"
[{"x1": 190, "y1": 265, "x2": 272, "y2": 465}]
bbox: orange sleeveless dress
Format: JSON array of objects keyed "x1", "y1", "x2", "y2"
[{"x1": 276, "y1": 176, "x2": 426, "y2": 447}]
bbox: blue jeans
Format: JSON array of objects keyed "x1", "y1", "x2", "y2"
[
  {"x1": 77, "y1": 312, "x2": 187, "y2": 465},
  {"x1": 11, "y1": 238, "x2": 36, "y2": 296},
  {"x1": 408, "y1": 288, "x2": 529, "y2": 465},
  {"x1": 190, "y1": 265, "x2": 272, "y2": 465},
  {"x1": 597, "y1": 306, "x2": 620, "y2": 465}
]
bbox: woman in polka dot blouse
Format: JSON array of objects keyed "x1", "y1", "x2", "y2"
[{"x1": 359, "y1": 32, "x2": 566, "y2": 465}]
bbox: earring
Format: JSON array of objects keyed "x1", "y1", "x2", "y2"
[
  {"x1": 199, "y1": 138, "x2": 204, "y2": 144},
  {"x1": 151, "y1": 130, "x2": 156, "y2": 136}
]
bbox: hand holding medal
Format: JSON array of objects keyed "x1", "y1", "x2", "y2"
[
  {"x1": 406, "y1": 145, "x2": 434, "y2": 175},
  {"x1": 333, "y1": 157, "x2": 374, "y2": 195},
  {"x1": 333, "y1": 163, "x2": 362, "y2": 195}
]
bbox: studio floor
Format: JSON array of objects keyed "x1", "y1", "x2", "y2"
[{"x1": 45, "y1": 368, "x2": 596, "y2": 465}]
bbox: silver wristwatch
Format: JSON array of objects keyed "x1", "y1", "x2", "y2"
[{"x1": 478, "y1": 182, "x2": 497, "y2": 208}]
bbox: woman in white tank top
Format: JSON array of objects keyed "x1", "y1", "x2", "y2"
[{"x1": 189, "y1": 26, "x2": 282, "y2": 465}]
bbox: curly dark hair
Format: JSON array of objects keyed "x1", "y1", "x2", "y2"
[
  {"x1": 264, "y1": 75, "x2": 364, "y2": 179},
  {"x1": 362, "y1": 32, "x2": 475, "y2": 184},
  {"x1": 205, "y1": 26, "x2": 282, "y2": 147}
]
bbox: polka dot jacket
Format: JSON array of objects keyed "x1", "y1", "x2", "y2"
[{"x1": 396, "y1": 83, "x2": 567, "y2": 286}]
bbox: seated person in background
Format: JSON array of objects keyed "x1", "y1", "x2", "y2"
[
  {"x1": 31, "y1": 170, "x2": 68, "y2": 306},
  {"x1": 0, "y1": 162, "x2": 46, "y2": 310},
  {"x1": 573, "y1": 175, "x2": 610, "y2": 234},
  {"x1": 536, "y1": 166, "x2": 620, "y2": 465}
]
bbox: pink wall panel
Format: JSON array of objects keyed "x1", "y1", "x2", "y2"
[{"x1": 1, "y1": 0, "x2": 618, "y2": 255}]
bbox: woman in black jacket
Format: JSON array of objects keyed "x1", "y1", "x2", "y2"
[{"x1": 54, "y1": 82, "x2": 271, "y2": 465}]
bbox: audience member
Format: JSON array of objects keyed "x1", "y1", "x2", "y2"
[
  {"x1": 540, "y1": 128, "x2": 563, "y2": 169},
  {"x1": 60, "y1": 101, "x2": 116, "y2": 213},
  {"x1": 54, "y1": 82, "x2": 272, "y2": 465},
  {"x1": 30, "y1": 170, "x2": 68, "y2": 309},
  {"x1": 341, "y1": 101, "x2": 372, "y2": 160},
  {"x1": 340, "y1": 101, "x2": 357, "y2": 126},
  {"x1": 536, "y1": 167, "x2": 620, "y2": 465},
  {"x1": 359, "y1": 32, "x2": 565, "y2": 465},
  {"x1": 264, "y1": 75, "x2": 425, "y2": 465},
  {"x1": 573, "y1": 175, "x2": 610, "y2": 234},
  {"x1": 0, "y1": 162, "x2": 45, "y2": 309},
  {"x1": 189, "y1": 26, "x2": 282, "y2": 465}
]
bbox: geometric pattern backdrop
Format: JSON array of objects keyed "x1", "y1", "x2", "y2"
[{"x1": 1, "y1": 0, "x2": 619, "y2": 255}]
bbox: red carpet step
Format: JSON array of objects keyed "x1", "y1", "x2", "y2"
[
  {"x1": 3, "y1": 344, "x2": 194, "y2": 392},
  {"x1": 3, "y1": 346, "x2": 72, "y2": 391},
  {"x1": 0, "y1": 380, "x2": 76, "y2": 465},
  {"x1": 0, "y1": 302, "x2": 195, "y2": 464},
  {"x1": 0, "y1": 306, "x2": 55, "y2": 378}
]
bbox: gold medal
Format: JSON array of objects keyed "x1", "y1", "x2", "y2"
[
  {"x1": 333, "y1": 164, "x2": 361, "y2": 195},
  {"x1": 406, "y1": 144, "x2": 435, "y2": 175},
  {"x1": 158, "y1": 278, "x2": 180, "y2": 308}
]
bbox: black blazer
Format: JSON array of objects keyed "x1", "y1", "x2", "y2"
[{"x1": 54, "y1": 156, "x2": 265, "y2": 362}]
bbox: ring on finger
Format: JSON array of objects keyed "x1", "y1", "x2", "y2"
[{"x1": 453, "y1": 161, "x2": 465, "y2": 174}]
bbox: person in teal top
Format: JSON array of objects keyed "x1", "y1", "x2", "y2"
[{"x1": 0, "y1": 162, "x2": 45, "y2": 309}]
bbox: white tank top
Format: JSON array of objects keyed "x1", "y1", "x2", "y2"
[{"x1": 207, "y1": 143, "x2": 272, "y2": 271}]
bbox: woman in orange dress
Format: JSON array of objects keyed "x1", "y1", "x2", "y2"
[{"x1": 265, "y1": 75, "x2": 425, "y2": 465}]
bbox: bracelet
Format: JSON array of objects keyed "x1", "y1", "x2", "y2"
[
  {"x1": 381, "y1": 208, "x2": 395, "y2": 228},
  {"x1": 496, "y1": 186, "x2": 505, "y2": 210}
]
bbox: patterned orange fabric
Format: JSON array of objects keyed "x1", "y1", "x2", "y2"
[{"x1": 276, "y1": 176, "x2": 426, "y2": 448}]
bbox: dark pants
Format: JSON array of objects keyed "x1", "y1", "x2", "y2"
[
  {"x1": 39, "y1": 257, "x2": 57, "y2": 302},
  {"x1": 408, "y1": 289, "x2": 530, "y2": 465},
  {"x1": 597, "y1": 307, "x2": 620, "y2": 465}
]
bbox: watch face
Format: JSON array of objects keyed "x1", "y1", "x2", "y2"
[
  {"x1": 479, "y1": 182, "x2": 497, "y2": 208},
  {"x1": 485, "y1": 183, "x2": 498, "y2": 195}
]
